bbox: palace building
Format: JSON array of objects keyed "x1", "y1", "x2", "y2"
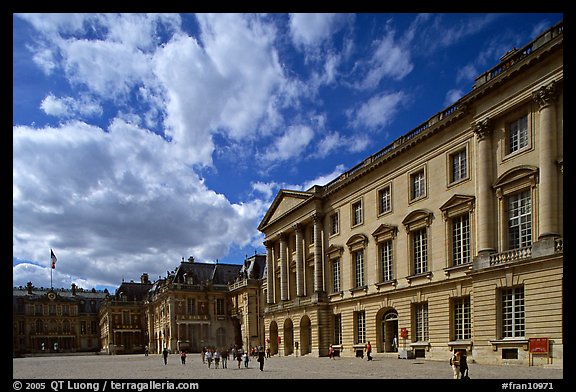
[
  {"x1": 13, "y1": 20, "x2": 563, "y2": 368},
  {"x1": 140, "y1": 254, "x2": 267, "y2": 355},
  {"x1": 98, "y1": 274, "x2": 153, "y2": 354},
  {"x1": 13, "y1": 282, "x2": 108, "y2": 355},
  {"x1": 257, "y1": 21, "x2": 563, "y2": 366}
]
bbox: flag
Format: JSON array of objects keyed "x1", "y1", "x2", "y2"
[{"x1": 51, "y1": 249, "x2": 57, "y2": 269}]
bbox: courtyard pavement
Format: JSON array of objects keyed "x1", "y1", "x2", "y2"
[{"x1": 13, "y1": 352, "x2": 565, "y2": 386}]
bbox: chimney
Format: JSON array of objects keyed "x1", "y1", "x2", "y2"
[
  {"x1": 71, "y1": 283, "x2": 77, "y2": 295},
  {"x1": 141, "y1": 273, "x2": 149, "y2": 284},
  {"x1": 26, "y1": 281, "x2": 33, "y2": 294}
]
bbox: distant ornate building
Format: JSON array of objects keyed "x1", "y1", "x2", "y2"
[
  {"x1": 98, "y1": 274, "x2": 152, "y2": 354},
  {"x1": 258, "y1": 21, "x2": 563, "y2": 366},
  {"x1": 143, "y1": 255, "x2": 266, "y2": 354},
  {"x1": 13, "y1": 282, "x2": 108, "y2": 355},
  {"x1": 13, "y1": 255, "x2": 267, "y2": 356}
]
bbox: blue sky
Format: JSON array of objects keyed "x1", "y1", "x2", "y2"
[{"x1": 13, "y1": 13, "x2": 563, "y2": 292}]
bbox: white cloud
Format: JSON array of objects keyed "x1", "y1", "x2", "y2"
[
  {"x1": 301, "y1": 164, "x2": 346, "y2": 190},
  {"x1": 354, "y1": 32, "x2": 413, "y2": 90},
  {"x1": 349, "y1": 91, "x2": 407, "y2": 131},
  {"x1": 289, "y1": 13, "x2": 346, "y2": 49},
  {"x1": 195, "y1": 13, "x2": 285, "y2": 140},
  {"x1": 40, "y1": 93, "x2": 103, "y2": 118},
  {"x1": 13, "y1": 119, "x2": 264, "y2": 288},
  {"x1": 261, "y1": 124, "x2": 315, "y2": 162},
  {"x1": 62, "y1": 39, "x2": 153, "y2": 100},
  {"x1": 444, "y1": 89, "x2": 465, "y2": 107},
  {"x1": 152, "y1": 14, "x2": 289, "y2": 167}
]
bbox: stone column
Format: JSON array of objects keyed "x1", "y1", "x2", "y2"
[
  {"x1": 279, "y1": 233, "x2": 288, "y2": 301},
  {"x1": 168, "y1": 298, "x2": 176, "y2": 352},
  {"x1": 313, "y1": 213, "x2": 323, "y2": 293},
  {"x1": 533, "y1": 81, "x2": 560, "y2": 239},
  {"x1": 294, "y1": 224, "x2": 304, "y2": 297},
  {"x1": 265, "y1": 240, "x2": 275, "y2": 304},
  {"x1": 473, "y1": 118, "x2": 496, "y2": 255}
]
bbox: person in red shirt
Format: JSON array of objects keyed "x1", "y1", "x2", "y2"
[{"x1": 365, "y1": 341, "x2": 372, "y2": 361}]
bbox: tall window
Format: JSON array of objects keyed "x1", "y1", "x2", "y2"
[
  {"x1": 413, "y1": 229, "x2": 428, "y2": 274},
  {"x1": 216, "y1": 298, "x2": 225, "y2": 316},
  {"x1": 380, "y1": 240, "x2": 393, "y2": 282},
  {"x1": 332, "y1": 257, "x2": 341, "y2": 293},
  {"x1": 354, "y1": 250, "x2": 365, "y2": 287},
  {"x1": 452, "y1": 214, "x2": 470, "y2": 266},
  {"x1": 352, "y1": 200, "x2": 363, "y2": 226},
  {"x1": 378, "y1": 186, "x2": 391, "y2": 214},
  {"x1": 414, "y1": 303, "x2": 429, "y2": 341},
  {"x1": 411, "y1": 170, "x2": 426, "y2": 200},
  {"x1": 216, "y1": 327, "x2": 227, "y2": 348},
  {"x1": 507, "y1": 190, "x2": 532, "y2": 250},
  {"x1": 508, "y1": 115, "x2": 529, "y2": 154},
  {"x1": 501, "y1": 287, "x2": 525, "y2": 338},
  {"x1": 334, "y1": 314, "x2": 342, "y2": 345},
  {"x1": 330, "y1": 213, "x2": 339, "y2": 235},
  {"x1": 356, "y1": 311, "x2": 366, "y2": 344},
  {"x1": 450, "y1": 149, "x2": 467, "y2": 183},
  {"x1": 453, "y1": 297, "x2": 471, "y2": 340},
  {"x1": 187, "y1": 298, "x2": 196, "y2": 315}
]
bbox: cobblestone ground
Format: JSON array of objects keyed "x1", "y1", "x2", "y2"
[{"x1": 13, "y1": 353, "x2": 563, "y2": 381}]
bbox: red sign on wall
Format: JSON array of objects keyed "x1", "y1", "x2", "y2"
[
  {"x1": 529, "y1": 338, "x2": 548, "y2": 353},
  {"x1": 400, "y1": 328, "x2": 408, "y2": 339}
]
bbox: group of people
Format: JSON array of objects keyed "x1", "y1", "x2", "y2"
[
  {"x1": 450, "y1": 350, "x2": 469, "y2": 379},
  {"x1": 159, "y1": 344, "x2": 267, "y2": 371}
]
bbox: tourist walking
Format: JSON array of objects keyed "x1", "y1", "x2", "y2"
[
  {"x1": 221, "y1": 348, "x2": 228, "y2": 368},
  {"x1": 180, "y1": 351, "x2": 186, "y2": 365},
  {"x1": 459, "y1": 350, "x2": 469, "y2": 379},
  {"x1": 162, "y1": 347, "x2": 169, "y2": 365},
  {"x1": 365, "y1": 341, "x2": 372, "y2": 361},
  {"x1": 450, "y1": 350, "x2": 461, "y2": 379},
  {"x1": 243, "y1": 351, "x2": 249, "y2": 368},
  {"x1": 214, "y1": 350, "x2": 221, "y2": 369},
  {"x1": 206, "y1": 349, "x2": 213, "y2": 368},
  {"x1": 236, "y1": 349, "x2": 243, "y2": 368},
  {"x1": 257, "y1": 346, "x2": 265, "y2": 371}
]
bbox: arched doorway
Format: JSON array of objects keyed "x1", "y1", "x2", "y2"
[
  {"x1": 381, "y1": 309, "x2": 398, "y2": 352},
  {"x1": 283, "y1": 319, "x2": 294, "y2": 356},
  {"x1": 299, "y1": 315, "x2": 312, "y2": 356},
  {"x1": 268, "y1": 321, "x2": 279, "y2": 355}
]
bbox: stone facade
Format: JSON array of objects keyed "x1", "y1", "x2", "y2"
[
  {"x1": 257, "y1": 21, "x2": 563, "y2": 366},
  {"x1": 13, "y1": 282, "x2": 108, "y2": 355},
  {"x1": 12, "y1": 21, "x2": 563, "y2": 368}
]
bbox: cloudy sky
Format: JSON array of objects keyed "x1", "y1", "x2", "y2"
[{"x1": 13, "y1": 13, "x2": 563, "y2": 292}]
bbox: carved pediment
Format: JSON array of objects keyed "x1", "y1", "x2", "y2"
[
  {"x1": 326, "y1": 244, "x2": 344, "y2": 259},
  {"x1": 493, "y1": 166, "x2": 538, "y2": 189},
  {"x1": 346, "y1": 234, "x2": 368, "y2": 250},
  {"x1": 402, "y1": 209, "x2": 434, "y2": 232},
  {"x1": 258, "y1": 190, "x2": 314, "y2": 231},
  {"x1": 371, "y1": 224, "x2": 398, "y2": 242},
  {"x1": 439, "y1": 195, "x2": 475, "y2": 220}
]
